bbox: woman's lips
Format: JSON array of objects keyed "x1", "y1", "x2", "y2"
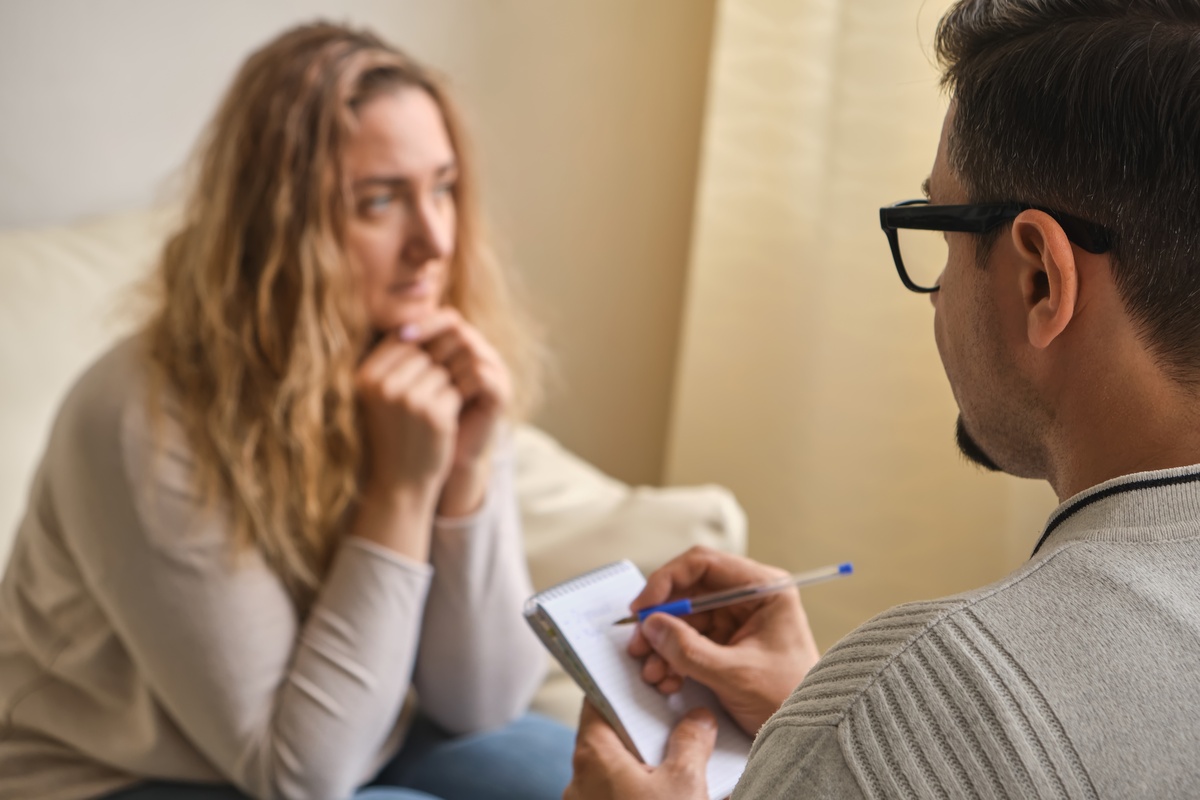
[{"x1": 390, "y1": 279, "x2": 432, "y2": 298}]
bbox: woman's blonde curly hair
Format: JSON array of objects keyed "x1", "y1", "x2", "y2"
[{"x1": 142, "y1": 22, "x2": 541, "y2": 608}]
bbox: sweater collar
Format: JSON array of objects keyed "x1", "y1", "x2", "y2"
[{"x1": 1031, "y1": 464, "x2": 1200, "y2": 558}]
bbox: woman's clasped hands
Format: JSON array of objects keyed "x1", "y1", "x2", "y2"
[{"x1": 354, "y1": 308, "x2": 512, "y2": 556}]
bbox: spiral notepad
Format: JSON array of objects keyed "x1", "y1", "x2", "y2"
[{"x1": 524, "y1": 560, "x2": 752, "y2": 800}]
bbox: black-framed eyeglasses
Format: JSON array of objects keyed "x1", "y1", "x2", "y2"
[{"x1": 879, "y1": 199, "x2": 1113, "y2": 293}]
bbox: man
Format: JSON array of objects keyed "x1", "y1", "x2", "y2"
[{"x1": 565, "y1": 1, "x2": 1200, "y2": 797}]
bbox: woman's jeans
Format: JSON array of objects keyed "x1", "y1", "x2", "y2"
[{"x1": 100, "y1": 712, "x2": 575, "y2": 800}]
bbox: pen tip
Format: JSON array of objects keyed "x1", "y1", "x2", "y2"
[{"x1": 838, "y1": 562, "x2": 854, "y2": 575}]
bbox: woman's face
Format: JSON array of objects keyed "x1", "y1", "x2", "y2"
[{"x1": 343, "y1": 87, "x2": 458, "y2": 333}]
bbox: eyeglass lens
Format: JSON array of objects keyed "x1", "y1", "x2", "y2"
[{"x1": 897, "y1": 228, "x2": 947, "y2": 290}]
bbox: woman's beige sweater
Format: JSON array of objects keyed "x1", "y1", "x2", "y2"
[{"x1": 0, "y1": 337, "x2": 546, "y2": 800}]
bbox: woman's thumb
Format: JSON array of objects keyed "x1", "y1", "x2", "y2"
[{"x1": 641, "y1": 613, "x2": 730, "y2": 686}]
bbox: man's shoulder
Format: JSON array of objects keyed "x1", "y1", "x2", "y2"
[
  {"x1": 772, "y1": 550, "x2": 1094, "y2": 728},
  {"x1": 772, "y1": 594, "x2": 972, "y2": 728},
  {"x1": 753, "y1": 564, "x2": 1100, "y2": 798}
]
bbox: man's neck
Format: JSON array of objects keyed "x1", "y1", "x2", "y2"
[{"x1": 1046, "y1": 363, "x2": 1200, "y2": 501}]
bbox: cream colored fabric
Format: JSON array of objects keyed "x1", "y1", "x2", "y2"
[
  {"x1": 664, "y1": 0, "x2": 1059, "y2": 651},
  {"x1": 0, "y1": 209, "x2": 176, "y2": 548},
  {"x1": 517, "y1": 424, "x2": 747, "y2": 592}
]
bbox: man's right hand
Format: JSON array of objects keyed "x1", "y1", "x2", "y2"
[{"x1": 628, "y1": 547, "x2": 821, "y2": 736}]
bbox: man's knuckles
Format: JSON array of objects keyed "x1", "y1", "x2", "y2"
[{"x1": 656, "y1": 619, "x2": 715, "y2": 673}]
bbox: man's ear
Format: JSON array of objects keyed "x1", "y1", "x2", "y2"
[{"x1": 1010, "y1": 210, "x2": 1079, "y2": 350}]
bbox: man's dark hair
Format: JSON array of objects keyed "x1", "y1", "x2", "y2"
[{"x1": 935, "y1": 0, "x2": 1200, "y2": 382}]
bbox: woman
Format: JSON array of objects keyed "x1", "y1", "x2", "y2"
[{"x1": 0, "y1": 22, "x2": 572, "y2": 800}]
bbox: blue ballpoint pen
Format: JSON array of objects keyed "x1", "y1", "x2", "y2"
[{"x1": 613, "y1": 562, "x2": 853, "y2": 625}]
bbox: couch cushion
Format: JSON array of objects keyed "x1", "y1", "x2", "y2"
[
  {"x1": 515, "y1": 424, "x2": 746, "y2": 590},
  {"x1": 0, "y1": 210, "x2": 177, "y2": 555}
]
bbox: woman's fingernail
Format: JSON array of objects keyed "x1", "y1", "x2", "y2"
[{"x1": 398, "y1": 323, "x2": 420, "y2": 342}]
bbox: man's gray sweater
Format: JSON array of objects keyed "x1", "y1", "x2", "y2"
[{"x1": 734, "y1": 465, "x2": 1200, "y2": 798}]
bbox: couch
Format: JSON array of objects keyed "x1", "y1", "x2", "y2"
[{"x1": 0, "y1": 208, "x2": 747, "y2": 725}]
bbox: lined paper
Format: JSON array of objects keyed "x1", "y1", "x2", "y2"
[{"x1": 537, "y1": 560, "x2": 751, "y2": 799}]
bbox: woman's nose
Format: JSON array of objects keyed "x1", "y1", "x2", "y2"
[{"x1": 402, "y1": 203, "x2": 452, "y2": 264}]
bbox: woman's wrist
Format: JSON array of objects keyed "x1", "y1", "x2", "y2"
[
  {"x1": 437, "y1": 459, "x2": 491, "y2": 518},
  {"x1": 350, "y1": 482, "x2": 440, "y2": 561}
]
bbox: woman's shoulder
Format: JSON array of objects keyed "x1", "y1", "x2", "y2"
[
  {"x1": 47, "y1": 334, "x2": 221, "y2": 549},
  {"x1": 54, "y1": 334, "x2": 152, "y2": 436},
  {"x1": 45, "y1": 334, "x2": 183, "y2": 478}
]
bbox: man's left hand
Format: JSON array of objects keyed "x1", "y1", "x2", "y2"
[{"x1": 565, "y1": 702, "x2": 716, "y2": 800}]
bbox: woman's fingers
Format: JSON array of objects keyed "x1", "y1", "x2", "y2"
[
  {"x1": 356, "y1": 333, "x2": 465, "y2": 495},
  {"x1": 375, "y1": 350, "x2": 438, "y2": 403},
  {"x1": 401, "y1": 309, "x2": 499, "y2": 363},
  {"x1": 422, "y1": 328, "x2": 469, "y2": 367},
  {"x1": 357, "y1": 339, "x2": 420, "y2": 391},
  {"x1": 443, "y1": 348, "x2": 484, "y2": 400},
  {"x1": 397, "y1": 308, "x2": 461, "y2": 344},
  {"x1": 399, "y1": 310, "x2": 508, "y2": 408},
  {"x1": 400, "y1": 362, "x2": 455, "y2": 416}
]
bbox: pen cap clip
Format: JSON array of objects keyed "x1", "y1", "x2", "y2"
[{"x1": 637, "y1": 598, "x2": 692, "y2": 622}]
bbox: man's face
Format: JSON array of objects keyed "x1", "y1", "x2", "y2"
[{"x1": 928, "y1": 108, "x2": 1047, "y2": 479}]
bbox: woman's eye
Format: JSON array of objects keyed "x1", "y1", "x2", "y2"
[
  {"x1": 359, "y1": 194, "x2": 394, "y2": 215},
  {"x1": 433, "y1": 181, "x2": 456, "y2": 198}
]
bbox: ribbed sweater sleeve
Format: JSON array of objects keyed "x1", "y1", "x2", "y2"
[{"x1": 737, "y1": 601, "x2": 1096, "y2": 799}]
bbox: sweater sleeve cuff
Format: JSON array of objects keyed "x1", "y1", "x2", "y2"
[
  {"x1": 342, "y1": 536, "x2": 435, "y2": 578},
  {"x1": 433, "y1": 482, "x2": 497, "y2": 533}
]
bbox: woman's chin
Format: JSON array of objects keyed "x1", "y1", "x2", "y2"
[{"x1": 369, "y1": 303, "x2": 440, "y2": 334}]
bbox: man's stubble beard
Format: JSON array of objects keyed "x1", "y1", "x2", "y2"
[{"x1": 955, "y1": 415, "x2": 1003, "y2": 472}]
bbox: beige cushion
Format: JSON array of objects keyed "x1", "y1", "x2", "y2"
[
  {"x1": 0, "y1": 209, "x2": 176, "y2": 546},
  {"x1": 0, "y1": 209, "x2": 747, "y2": 726}
]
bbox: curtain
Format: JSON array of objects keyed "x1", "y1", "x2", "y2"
[{"x1": 665, "y1": 0, "x2": 1058, "y2": 648}]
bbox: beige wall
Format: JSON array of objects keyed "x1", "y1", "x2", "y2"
[
  {"x1": 0, "y1": 0, "x2": 716, "y2": 486},
  {"x1": 665, "y1": 0, "x2": 1060, "y2": 649}
]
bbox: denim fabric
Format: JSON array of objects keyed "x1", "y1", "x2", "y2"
[{"x1": 100, "y1": 712, "x2": 575, "y2": 800}]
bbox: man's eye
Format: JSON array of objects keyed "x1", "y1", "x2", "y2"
[{"x1": 433, "y1": 181, "x2": 457, "y2": 198}]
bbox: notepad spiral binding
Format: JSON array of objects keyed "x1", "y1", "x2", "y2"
[{"x1": 528, "y1": 559, "x2": 638, "y2": 606}]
